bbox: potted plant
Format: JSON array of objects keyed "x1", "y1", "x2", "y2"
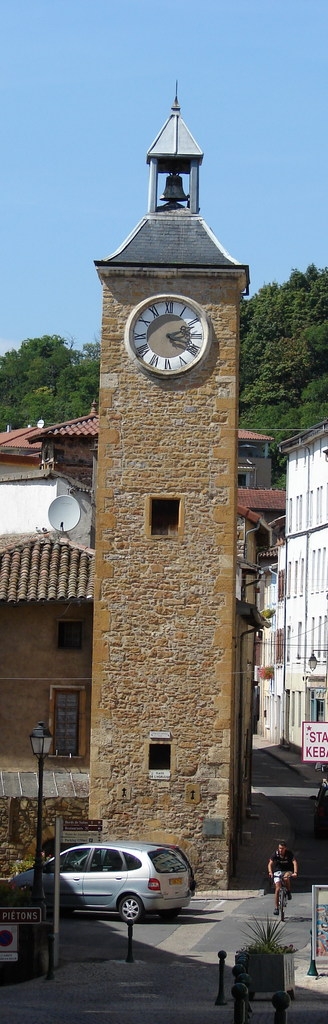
[
  {"x1": 238, "y1": 917, "x2": 296, "y2": 999},
  {"x1": 258, "y1": 665, "x2": 274, "y2": 680}
]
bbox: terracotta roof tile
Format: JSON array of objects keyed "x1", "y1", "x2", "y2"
[
  {"x1": 238, "y1": 429, "x2": 273, "y2": 441},
  {"x1": 238, "y1": 487, "x2": 286, "y2": 510},
  {"x1": 28, "y1": 406, "x2": 98, "y2": 442},
  {"x1": 0, "y1": 535, "x2": 94, "y2": 603},
  {"x1": 0, "y1": 426, "x2": 41, "y2": 452}
]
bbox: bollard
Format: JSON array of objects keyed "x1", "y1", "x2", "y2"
[
  {"x1": 46, "y1": 932, "x2": 55, "y2": 980},
  {"x1": 235, "y1": 952, "x2": 249, "y2": 969},
  {"x1": 126, "y1": 921, "x2": 134, "y2": 963},
  {"x1": 215, "y1": 949, "x2": 227, "y2": 1005},
  {"x1": 231, "y1": 981, "x2": 248, "y2": 1024},
  {"x1": 238, "y1": 972, "x2": 252, "y2": 1017},
  {"x1": 272, "y1": 990, "x2": 290, "y2": 1024},
  {"x1": 232, "y1": 963, "x2": 247, "y2": 980},
  {"x1": 307, "y1": 929, "x2": 319, "y2": 977}
]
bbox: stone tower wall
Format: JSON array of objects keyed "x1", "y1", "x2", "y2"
[{"x1": 90, "y1": 267, "x2": 245, "y2": 888}]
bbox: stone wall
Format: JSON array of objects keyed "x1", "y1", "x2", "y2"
[
  {"x1": 0, "y1": 796, "x2": 88, "y2": 876},
  {"x1": 90, "y1": 267, "x2": 247, "y2": 888}
]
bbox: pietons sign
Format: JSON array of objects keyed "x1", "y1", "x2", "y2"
[{"x1": 302, "y1": 722, "x2": 328, "y2": 762}]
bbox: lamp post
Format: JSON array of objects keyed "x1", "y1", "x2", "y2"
[
  {"x1": 309, "y1": 652, "x2": 318, "y2": 673},
  {"x1": 30, "y1": 721, "x2": 52, "y2": 919}
]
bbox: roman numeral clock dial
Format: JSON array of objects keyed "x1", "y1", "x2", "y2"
[{"x1": 124, "y1": 295, "x2": 210, "y2": 377}]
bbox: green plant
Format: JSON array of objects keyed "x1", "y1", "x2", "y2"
[
  {"x1": 10, "y1": 855, "x2": 34, "y2": 875},
  {"x1": 0, "y1": 880, "x2": 32, "y2": 907},
  {"x1": 241, "y1": 917, "x2": 296, "y2": 954}
]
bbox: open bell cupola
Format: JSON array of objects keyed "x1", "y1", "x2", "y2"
[{"x1": 147, "y1": 93, "x2": 203, "y2": 214}]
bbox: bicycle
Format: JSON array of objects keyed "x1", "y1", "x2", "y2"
[{"x1": 273, "y1": 870, "x2": 289, "y2": 921}]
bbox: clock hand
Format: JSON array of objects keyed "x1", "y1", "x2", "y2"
[{"x1": 166, "y1": 326, "x2": 190, "y2": 345}]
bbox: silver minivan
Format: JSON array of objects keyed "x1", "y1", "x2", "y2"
[{"x1": 12, "y1": 841, "x2": 191, "y2": 922}]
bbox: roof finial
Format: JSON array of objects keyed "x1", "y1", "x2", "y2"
[{"x1": 172, "y1": 83, "x2": 180, "y2": 113}]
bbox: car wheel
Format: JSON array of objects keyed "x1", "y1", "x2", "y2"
[
  {"x1": 158, "y1": 908, "x2": 181, "y2": 920},
  {"x1": 118, "y1": 894, "x2": 144, "y2": 923}
]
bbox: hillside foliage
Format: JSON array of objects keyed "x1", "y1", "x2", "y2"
[
  {"x1": 1, "y1": 265, "x2": 328, "y2": 485},
  {"x1": 240, "y1": 264, "x2": 328, "y2": 484}
]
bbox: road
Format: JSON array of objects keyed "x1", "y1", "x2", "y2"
[
  {"x1": 53, "y1": 747, "x2": 324, "y2": 967},
  {"x1": 1, "y1": 747, "x2": 327, "y2": 1023},
  {"x1": 252, "y1": 746, "x2": 327, "y2": 888}
]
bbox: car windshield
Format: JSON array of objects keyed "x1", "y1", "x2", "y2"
[{"x1": 148, "y1": 848, "x2": 187, "y2": 874}]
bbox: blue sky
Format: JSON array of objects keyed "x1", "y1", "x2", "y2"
[{"x1": 1, "y1": 0, "x2": 327, "y2": 355}]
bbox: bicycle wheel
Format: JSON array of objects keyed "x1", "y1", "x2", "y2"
[{"x1": 279, "y1": 887, "x2": 285, "y2": 921}]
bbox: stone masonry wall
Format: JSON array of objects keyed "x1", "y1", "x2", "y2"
[
  {"x1": 0, "y1": 796, "x2": 88, "y2": 877},
  {"x1": 90, "y1": 267, "x2": 246, "y2": 888}
]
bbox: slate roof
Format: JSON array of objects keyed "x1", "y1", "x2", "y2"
[
  {"x1": 0, "y1": 535, "x2": 94, "y2": 603},
  {"x1": 0, "y1": 771, "x2": 90, "y2": 798},
  {"x1": 238, "y1": 488, "x2": 286, "y2": 511},
  {"x1": 95, "y1": 211, "x2": 250, "y2": 287}
]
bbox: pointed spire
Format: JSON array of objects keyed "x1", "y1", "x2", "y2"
[{"x1": 147, "y1": 96, "x2": 203, "y2": 214}]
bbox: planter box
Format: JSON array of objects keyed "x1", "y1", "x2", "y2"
[
  {"x1": 247, "y1": 953, "x2": 295, "y2": 999},
  {"x1": 0, "y1": 922, "x2": 50, "y2": 986}
]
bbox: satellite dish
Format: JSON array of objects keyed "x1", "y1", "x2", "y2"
[{"x1": 48, "y1": 495, "x2": 81, "y2": 532}]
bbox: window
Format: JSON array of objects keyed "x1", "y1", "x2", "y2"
[
  {"x1": 58, "y1": 621, "x2": 82, "y2": 649},
  {"x1": 289, "y1": 498, "x2": 293, "y2": 532},
  {"x1": 318, "y1": 616, "x2": 322, "y2": 658},
  {"x1": 287, "y1": 562, "x2": 291, "y2": 598},
  {"x1": 300, "y1": 558, "x2": 304, "y2": 596},
  {"x1": 298, "y1": 692, "x2": 302, "y2": 729},
  {"x1": 299, "y1": 495, "x2": 303, "y2": 530},
  {"x1": 54, "y1": 690, "x2": 79, "y2": 755},
  {"x1": 287, "y1": 625, "x2": 291, "y2": 663},
  {"x1": 151, "y1": 499, "x2": 180, "y2": 536},
  {"x1": 317, "y1": 550, "x2": 321, "y2": 594},
  {"x1": 297, "y1": 621, "x2": 302, "y2": 660},
  {"x1": 278, "y1": 569, "x2": 285, "y2": 602},
  {"x1": 322, "y1": 549, "x2": 326, "y2": 592},
  {"x1": 308, "y1": 490, "x2": 313, "y2": 527},
  {"x1": 294, "y1": 560, "x2": 298, "y2": 596},
  {"x1": 145, "y1": 496, "x2": 184, "y2": 539},
  {"x1": 148, "y1": 743, "x2": 171, "y2": 770}
]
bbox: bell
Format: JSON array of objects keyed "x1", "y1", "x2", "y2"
[{"x1": 160, "y1": 173, "x2": 189, "y2": 203}]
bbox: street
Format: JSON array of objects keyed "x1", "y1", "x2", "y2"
[{"x1": 1, "y1": 745, "x2": 327, "y2": 1023}]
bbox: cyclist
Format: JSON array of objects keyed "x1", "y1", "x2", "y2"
[{"x1": 268, "y1": 840, "x2": 298, "y2": 916}]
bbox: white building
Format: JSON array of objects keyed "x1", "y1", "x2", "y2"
[{"x1": 280, "y1": 422, "x2": 328, "y2": 750}]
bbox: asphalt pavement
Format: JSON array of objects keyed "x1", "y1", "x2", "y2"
[{"x1": 1, "y1": 735, "x2": 328, "y2": 1023}]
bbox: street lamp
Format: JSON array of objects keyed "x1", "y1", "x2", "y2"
[
  {"x1": 30, "y1": 721, "x2": 52, "y2": 919},
  {"x1": 309, "y1": 652, "x2": 318, "y2": 673}
]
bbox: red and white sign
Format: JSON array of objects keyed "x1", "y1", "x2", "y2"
[
  {"x1": 302, "y1": 722, "x2": 328, "y2": 762},
  {"x1": 0, "y1": 924, "x2": 18, "y2": 961}
]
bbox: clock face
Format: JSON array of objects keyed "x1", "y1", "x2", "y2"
[{"x1": 125, "y1": 295, "x2": 210, "y2": 377}]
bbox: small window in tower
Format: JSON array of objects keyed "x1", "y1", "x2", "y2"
[
  {"x1": 58, "y1": 621, "x2": 82, "y2": 649},
  {"x1": 148, "y1": 743, "x2": 171, "y2": 771},
  {"x1": 151, "y1": 498, "x2": 180, "y2": 536}
]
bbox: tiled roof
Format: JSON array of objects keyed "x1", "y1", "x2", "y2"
[
  {"x1": 238, "y1": 488, "x2": 286, "y2": 510},
  {"x1": 237, "y1": 504, "x2": 261, "y2": 524},
  {"x1": 28, "y1": 406, "x2": 98, "y2": 443},
  {"x1": 238, "y1": 429, "x2": 273, "y2": 442},
  {"x1": 0, "y1": 426, "x2": 41, "y2": 452},
  {"x1": 0, "y1": 535, "x2": 94, "y2": 603}
]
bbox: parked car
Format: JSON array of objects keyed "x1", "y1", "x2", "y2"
[
  {"x1": 162, "y1": 844, "x2": 196, "y2": 893},
  {"x1": 314, "y1": 778, "x2": 328, "y2": 837},
  {"x1": 12, "y1": 841, "x2": 191, "y2": 922}
]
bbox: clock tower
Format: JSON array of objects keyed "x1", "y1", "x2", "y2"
[{"x1": 90, "y1": 96, "x2": 249, "y2": 888}]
